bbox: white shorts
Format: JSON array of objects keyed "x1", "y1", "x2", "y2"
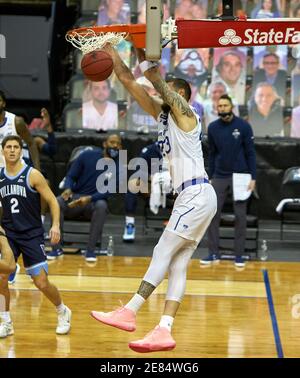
[{"x1": 166, "y1": 183, "x2": 217, "y2": 244}]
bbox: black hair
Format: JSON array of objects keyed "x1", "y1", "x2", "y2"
[
  {"x1": 168, "y1": 77, "x2": 192, "y2": 101},
  {"x1": 219, "y1": 94, "x2": 233, "y2": 105},
  {"x1": 2, "y1": 135, "x2": 23, "y2": 149},
  {"x1": 263, "y1": 52, "x2": 279, "y2": 62},
  {"x1": 0, "y1": 90, "x2": 6, "y2": 103}
]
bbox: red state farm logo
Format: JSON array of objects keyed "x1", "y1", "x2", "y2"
[{"x1": 219, "y1": 29, "x2": 242, "y2": 45}]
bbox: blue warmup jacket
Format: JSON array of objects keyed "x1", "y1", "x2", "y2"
[{"x1": 208, "y1": 115, "x2": 256, "y2": 179}]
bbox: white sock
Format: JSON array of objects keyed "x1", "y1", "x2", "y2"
[
  {"x1": 126, "y1": 216, "x2": 135, "y2": 225},
  {"x1": 159, "y1": 315, "x2": 174, "y2": 332},
  {"x1": 125, "y1": 294, "x2": 145, "y2": 313},
  {"x1": 56, "y1": 303, "x2": 66, "y2": 314},
  {"x1": 41, "y1": 215, "x2": 45, "y2": 224},
  {"x1": 0, "y1": 311, "x2": 12, "y2": 323}
]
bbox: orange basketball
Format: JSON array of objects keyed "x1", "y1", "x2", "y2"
[{"x1": 81, "y1": 50, "x2": 113, "y2": 82}]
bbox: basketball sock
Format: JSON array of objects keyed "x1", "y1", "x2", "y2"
[
  {"x1": 159, "y1": 315, "x2": 174, "y2": 332},
  {"x1": 0, "y1": 311, "x2": 11, "y2": 323},
  {"x1": 56, "y1": 303, "x2": 66, "y2": 314},
  {"x1": 126, "y1": 216, "x2": 135, "y2": 225},
  {"x1": 125, "y1": 294, "x2": 145, "y2": 314}
]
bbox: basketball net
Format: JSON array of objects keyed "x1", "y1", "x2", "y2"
[{"x1": 65, "y1": 29, "x2": 127, "y2": 55}]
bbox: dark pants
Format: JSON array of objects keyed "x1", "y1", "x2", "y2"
[
  {"x1": 53, "y1": 195, "x2": 108, "y2": 251},
  {"x1": 125, "y1": 192, "x2": 138, "y2": 215},
  {"x1": 207, "y1": 177, "x2": 247, "y2": 257}
]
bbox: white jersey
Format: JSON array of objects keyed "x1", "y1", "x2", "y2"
[
  {"x1": 157, "y1": 107, "x2": 208, "y2": 191},
  {"x1": 0, "y1": 111, "x2": 17, "y2": 167}
]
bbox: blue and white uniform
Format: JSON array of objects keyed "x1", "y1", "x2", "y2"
[
  {"x1": 157, "y1": 107, "x2": 217, "y2": 243},
  {"x1": 0, "y1": 111, "x2": 18, "y2": 168},
  {"x1": 142, "y1": 106, "x2": 217, "y2": 303},
  {"x1": 0, "y1": 164, "x2": 47, "y2": 276}
]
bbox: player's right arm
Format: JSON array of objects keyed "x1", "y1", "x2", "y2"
[
  {"x1": 102, "y1": 44, "x2": 161, "y2": 119},
  {"x1": 15, "y1": 116, "x2": 41, "y2": 170},
  {"x1": 0, "y1": 227, "x2": 16, "y2": 274},
  {"x1": 29, "y1": 169, "x2": 60, "y2": 245}
]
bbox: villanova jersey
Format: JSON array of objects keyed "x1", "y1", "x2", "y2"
[
  {"x1": 0, "y1": 164, "x2": 43, "y2": 238},
  {"x1": 0, "y1": 111, "x2": 17, "y2": 167},
  {"x1": 157, "y1": 106, "x2": 208, "y2": 190}
]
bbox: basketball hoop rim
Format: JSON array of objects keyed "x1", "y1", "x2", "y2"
[
  {"x1": 66, "y1": 23, "x2": 147, "y2": 51},
  {"x1": 66, "y1": 23, "x2": 146, "y2": 38}
]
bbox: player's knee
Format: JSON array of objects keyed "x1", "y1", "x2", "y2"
[
  {"x1": 169, "y1": 263, "x2": 185, "y2": 278},
  {"x1": 33, "y1": 276, "x2": 49, "y2": 291},
  {"x1": 169, "y1": 255, "x2": 190, "y2": 278},
  {"x1": 0, "y1": 274, "x2": 9, "y2": 289}
]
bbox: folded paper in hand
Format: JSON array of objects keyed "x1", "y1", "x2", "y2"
[{"x1": 233, "y1": 173, "x2": 252, "y2": 201}]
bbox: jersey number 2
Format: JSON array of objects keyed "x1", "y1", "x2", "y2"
[{"x1": 10, "y1": 198, "x2": 20, "y2": 213}]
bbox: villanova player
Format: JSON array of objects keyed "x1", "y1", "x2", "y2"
[
  {"x1": 91, "y1": 45, "x2": 217, "y2": 352},
  {"x1": 0, "y1": 90, "x2": 42, "y2": 284},
  {"x1": 0, "y1": 135, "x2": 71, "y2": 338}
]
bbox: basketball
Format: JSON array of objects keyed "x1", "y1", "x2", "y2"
[{"x1": 81, "y1": 50, "x2": 113, "y2": 82}]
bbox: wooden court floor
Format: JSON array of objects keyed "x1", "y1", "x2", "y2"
[{"x1": 1, "y1": 255, "x2": 300, "y2": 358}]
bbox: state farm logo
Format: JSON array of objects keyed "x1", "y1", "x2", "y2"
[
  {"x1": 218, "y1": 27, "x2": 300, "y2": 46},
  {"x1": 219, "y1": 29, "x2": 242, "y2": 45}
]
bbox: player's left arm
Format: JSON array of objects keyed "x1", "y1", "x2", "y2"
[
  {"x1": 15, "y1": 116, "x2": 41, "y2": 170},
  {"x1": 138, "y1": 51, "x2": 196, "y2": 132},
  {"x1": 29, "y1": 169, "x2": 60, "y2": 244}
]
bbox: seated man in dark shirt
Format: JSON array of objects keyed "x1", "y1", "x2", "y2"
[
  {"x1": 123, "y1": 142, "x2": 164, "y2": 242},
  {"x1": 47, "y1": 134, "x2": 122, "y2": 262}
]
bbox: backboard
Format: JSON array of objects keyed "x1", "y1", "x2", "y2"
[{"x1": 146, "y1": 0, "x2": 163, "y2": 61}]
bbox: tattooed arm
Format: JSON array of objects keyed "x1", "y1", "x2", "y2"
[
  {"x1": 102, "y1": 44, "x2": 161, "y2": 119},
  {"x1": 145, "y1": 67, "x2": 197, "y2": 132},
  {"x1": 134, "y1": 48, "x2": 197, "y2": 132}
]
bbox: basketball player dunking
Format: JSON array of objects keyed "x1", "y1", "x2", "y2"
[
  {"x1": 0, "y1": 135, "x2": 71, "y2": 339},
  {"x1": 91, "y1": 45, "x2": 217, "y2": 353}
]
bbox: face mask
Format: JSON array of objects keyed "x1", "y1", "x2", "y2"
[
  {"x1": 218, "y1": 111, "x2": 233, "y2": 118},
  {"x1": 107, "y1": 147, "x2": 119, "y2": 159}
]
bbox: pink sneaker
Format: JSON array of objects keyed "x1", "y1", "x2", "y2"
[
  {"x1": 129, "y1": 326, "x2": 176, "y2": 353},
  {"x1": 91, "y1": 306, "x2": 136, "y2": 332}
]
